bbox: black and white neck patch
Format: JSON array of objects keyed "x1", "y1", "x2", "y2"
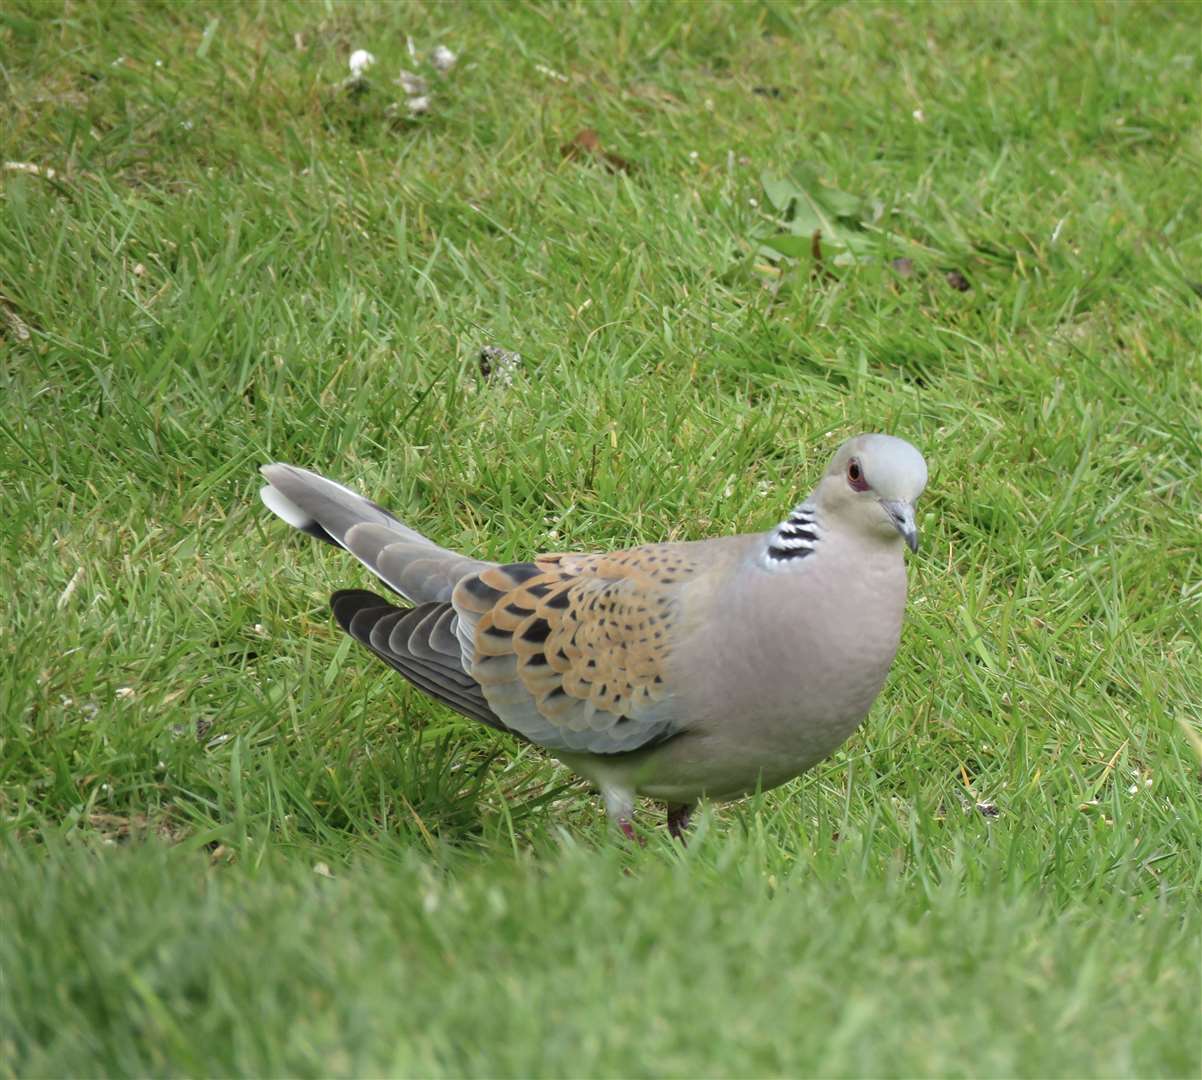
[{"x1": 764, "y1": 503, "x2": 823, "y2": 566}]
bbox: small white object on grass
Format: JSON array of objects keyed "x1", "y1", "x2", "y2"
[
  {"x1": 431, "y1": 44, "x2": 457, "y2": 73},
  {"x1": 396, "y1": 70, "x2": 427, "y2": 96},
  {"x1": 4, "y1": 161, "x2": 58, "y2": 180},
  {"x1": 57, "y1": 566, "x2": 85, "y2": 610},
  {"x1": 349, "y1": 49, "x2": 375, "y2": 79}
]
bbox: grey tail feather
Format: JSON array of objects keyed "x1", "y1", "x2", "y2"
[
  {"x1": 259, "y1": 463, "x2": 434, "y2": 550},
  {"x1": 259, "y1": 463, "x2": 493, "y2": 604}
]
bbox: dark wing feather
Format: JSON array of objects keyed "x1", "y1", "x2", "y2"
[{"x1": 330, "y1": 590, "x2": 520, "y2": 738}]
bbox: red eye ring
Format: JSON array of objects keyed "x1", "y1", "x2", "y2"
[{"x1": 847, "y1": 459, "x2": 870, "y2": 492}]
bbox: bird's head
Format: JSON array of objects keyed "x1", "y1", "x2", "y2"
[{"x1": 814, "y1": 434, "x2": 928, "y2": 551}]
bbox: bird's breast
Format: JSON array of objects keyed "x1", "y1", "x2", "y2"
[{"x1": 672, "y1": 542, "x2": 907, "y2": 766}]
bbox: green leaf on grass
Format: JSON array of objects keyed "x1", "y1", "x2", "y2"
[
  {"x1": 760, "y1": 234, "x2": 813, "y2": 258},
  {"x1": 754, "y1": 164, "x2": 875, "y2": 270},
  {"x1": 761, "y1": 172, "x2": 800, "y2": 213}
]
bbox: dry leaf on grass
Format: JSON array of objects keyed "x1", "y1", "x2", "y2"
[
  {"x1": 945, "y1": 269, "x2": 971, "y2": 291},
  {"x1": 1, "y1": 300, "x2": 31, "y2": 341},
  {"x1": 560, "y1": 129, "x2": 634, "y2": 174},
  {"x1": 88, "y1": 811, "x2": 187, "y2": 844}
]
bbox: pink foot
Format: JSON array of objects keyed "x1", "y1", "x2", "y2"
[{"x1": 619, "y1": 819, "x2": 645, "y2": 846}]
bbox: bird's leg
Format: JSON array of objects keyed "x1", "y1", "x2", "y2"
[
  {"x1": 603, "y1": 785, "x2": 643, "y2": 845},
  {"x1": 619, "y1": 819, "x2": 645, "y2": 846},
  {"x1": 666, "y1": 802, "x2": 693, "y2": 842}
]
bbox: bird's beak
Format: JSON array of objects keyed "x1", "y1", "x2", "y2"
[{"x1": 880, "y1": 499, "x2": 919, "y2": 552}]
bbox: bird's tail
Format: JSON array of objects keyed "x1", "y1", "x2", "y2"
[{"x1": 259, "y1": 464, "x2": 490, "y2": 604}]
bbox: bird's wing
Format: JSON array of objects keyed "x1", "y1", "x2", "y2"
[
  {"x1": 262, "y1": 464, "x2": 701, "y2": 754},
  {"x1": 330, "y1": 590, "x2": 517, "y2": 735},
  {"x1": 451, "y1": 545, "x2": 704, "y2": 754}
]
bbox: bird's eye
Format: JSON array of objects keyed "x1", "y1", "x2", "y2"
[{"x1": 847, "y1": 459, "x2": 870, "y2": 492}]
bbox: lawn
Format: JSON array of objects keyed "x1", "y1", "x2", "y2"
[{"x1": 1, "y1": 1, "x2": 1200, "y2": 1076}]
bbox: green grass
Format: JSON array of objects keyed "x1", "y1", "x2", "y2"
[{"x1": 1, "y1": 1, "x2": 1200, "y2": 1076}]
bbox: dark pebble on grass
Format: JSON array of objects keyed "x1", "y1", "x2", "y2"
[
  {"x1": 946, "y1": 269, "x2": 971, "y2": 291},
  {"x1": 479, "y1": 346, "x2": 522, "y2": 384}
]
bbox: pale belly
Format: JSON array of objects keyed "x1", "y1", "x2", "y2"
[{"x1": 561, "y1": 635, "x2": 899, "y2": 804}]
